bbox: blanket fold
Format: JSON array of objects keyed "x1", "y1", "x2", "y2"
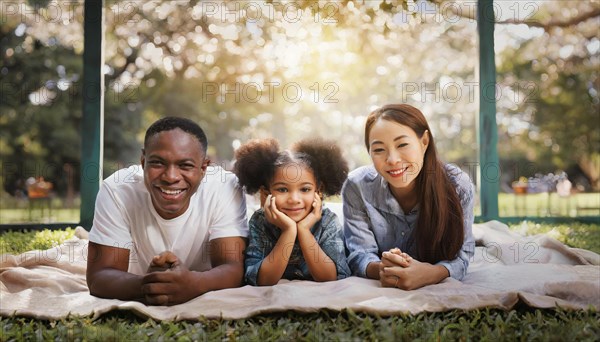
[{"x1": 1, "y1": 221, "x2": 598, "y2": 321}]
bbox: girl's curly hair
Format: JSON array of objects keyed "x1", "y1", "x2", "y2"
[
  {"x1": 233, "y1": 138, "x2": 280, "y2": 194},
  {"x1": 291, "y1": 138, "x2": 348, "y2": 196},
  {"x1": 233, "y1": 137, "x2": 348, "y2": 197}
]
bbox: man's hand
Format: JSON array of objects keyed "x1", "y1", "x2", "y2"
[
  {"x1": 88, "y1": 238, "x2": 246, "y2": 306},
  {"x1": 142, "y1": 259, "x2": 198, "y2": 306},
  {"x1": 147, "y1": 251, "x2": 181, "y2": 273},
  {"x1": 143, "y1": 237, "x2": 246, "y2": 305}
]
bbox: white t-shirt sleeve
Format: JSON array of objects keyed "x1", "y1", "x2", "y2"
[
  {"x1": 88, "y1": 181, "x2": 133, "y2": 250},
  {"x1": 207, "y1": 173, "x2": 249, "y2": 241}
]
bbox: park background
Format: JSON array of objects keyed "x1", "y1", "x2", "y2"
[
  {"x1": 1, "y1": 0, "x2": 599, "y2": 222},
  {"x1": 1, "y1": 1, "x2": 599, "y2": 340}
]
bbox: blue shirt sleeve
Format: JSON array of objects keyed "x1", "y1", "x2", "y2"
[
  {"x1": 317, "y1": 210, "x2": 351, "y2": 279},
  {"x1": 342, "y1": 178, "x2": 381, "y2": 277}
]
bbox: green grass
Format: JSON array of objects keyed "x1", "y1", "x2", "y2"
[
  {"x1": 0, "y1": 228, "x2": 76, "y2": 255},
  {"x1": 0, "y1": 208, "x2": 80, "y2": 224},
  {"x1": 496, "y1": 192, "x2": 600, "y2": 217},
  {"x1": 511, "y1": 221, "x2": 600, "y2": 254},
  {"x1": 1, "y1": 222, "x2": 599, "y2": 340},
  {"x1": 0, "y1": 195, "x2": 81, "y2": 224},
  {"x1": 1, "y1": 308, "x2": 599, "y2": 341}
]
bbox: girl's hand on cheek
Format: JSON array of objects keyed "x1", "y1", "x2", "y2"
[
  {"x1": 263, "y1": 194, "x2": 296, "y2": 232},
  {"x1": 297, "y1": 193, "x2": 322, "y2": 232},
  {"x1": 259, "y1": 188, "x2": 269, "y2": 208}
]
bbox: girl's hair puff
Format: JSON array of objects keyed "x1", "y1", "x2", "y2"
[
  {"x1": 292, "y1": 138, "x2": 349, "y2": 197},
  {"x1": 233, "y1": 138, "x2": 279, "y2": 194}
]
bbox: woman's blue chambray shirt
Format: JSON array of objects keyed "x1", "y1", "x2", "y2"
[
  {"x1": 342, "y1": 164, "x2": 475, "y2": 280},
  {"x1": 244, "y1": 207, "x2": 351, "y2": 285}
]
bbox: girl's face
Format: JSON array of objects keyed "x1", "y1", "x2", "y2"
[
  {"x1": 268, "y1": 164, "x2": 318, "y2": 222},
  {"x1": 368, "y1": 118, "x2": 429, "y2": 195}
]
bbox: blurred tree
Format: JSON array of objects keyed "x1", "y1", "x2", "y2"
[
  {"x1": 494, "y1": 1, "x2": 600, "y2": 190},
  {"x1": 1, "y1": 13, "x2": 81, "y2": 196},
  {"x1": 1, "y1": 1, "x2": 144, "y2": 195},
  {"x1": 95, "y1": 0, "x2": 481, "y2": 164},
  {"x1": 3, "y1": 0, "x2": 597, "y2": 199}
]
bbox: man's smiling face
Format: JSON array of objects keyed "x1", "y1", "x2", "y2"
[{"x1": 141, "y1": 128, "x2": 207, "y2": 219}]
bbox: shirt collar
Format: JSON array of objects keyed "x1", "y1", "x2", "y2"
[{"x1": 368, "y1": 167, "x2": 420, "y2": 217}]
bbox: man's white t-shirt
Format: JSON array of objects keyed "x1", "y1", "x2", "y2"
[{"x1": 88, "y1": 165, "x2": 249, "y2": 275}]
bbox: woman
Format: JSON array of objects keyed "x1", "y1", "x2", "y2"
[{"x1": 342, "y1": 104, "x2": 475, "y2": 290}]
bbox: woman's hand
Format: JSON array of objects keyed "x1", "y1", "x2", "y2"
[
  {"x1": 378, "y1": 248, "x2": 410, "y2": 287},
  {"x1": 263, "y1": 194, "x2": 296, "y2": 232},
  {"x1": 379, "y1": 249, "x2": 449, "y2": 290},
  {"x1": 382, "y1": 248, "x2": 412, "y2": 267},
  {"x1": 297, "y1": 193, "x2": 322, "y2": 232}
]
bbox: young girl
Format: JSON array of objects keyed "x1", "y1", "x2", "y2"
[
  {"x1": 234, "y1": 138, "x2": 351, "y2": 286},
  {"x1": 343, "y1": 104, "x2": 475, "y2": 290}
]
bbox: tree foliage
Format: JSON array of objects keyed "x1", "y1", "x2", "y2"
[{"x1": 495, "y1": 1, "x2": 600, "y2": 190}]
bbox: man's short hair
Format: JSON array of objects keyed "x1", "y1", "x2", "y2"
[{"x1": 144, "y1": 117, "x2": 208, "y2": 155}]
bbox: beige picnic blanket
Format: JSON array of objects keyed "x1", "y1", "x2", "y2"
[{"x1": 1, "y1": 221, "x2": 598, "y2": 321}]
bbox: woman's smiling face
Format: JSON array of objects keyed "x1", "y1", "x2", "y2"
[{"x1": 368, "y1": 118, "x2": 429, "y2": 194}]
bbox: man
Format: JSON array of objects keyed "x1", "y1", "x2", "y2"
[{"x1": 86, "y1": 117, "x2": 248, "y2": 306}]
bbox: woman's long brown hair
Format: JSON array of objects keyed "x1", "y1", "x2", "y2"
[{"x1": 364, "y1": 104, "x2": 464, "y2": 263}]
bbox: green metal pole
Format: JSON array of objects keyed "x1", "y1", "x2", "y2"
[
  {"x1": 80, "y1": 0, "x2": 104, "y2": 230},
  {"x1": 478, "y1": 0, "x2": 499, "y2": 220}
]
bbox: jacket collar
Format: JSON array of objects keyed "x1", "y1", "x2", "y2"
[{"x1": 363, "y1": 165, "x2": 420, "y2": 217}]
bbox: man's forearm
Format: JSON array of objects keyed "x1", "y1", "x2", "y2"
[{"x1": 88, "y1": 268, "x2": 144, "y2": 301}]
